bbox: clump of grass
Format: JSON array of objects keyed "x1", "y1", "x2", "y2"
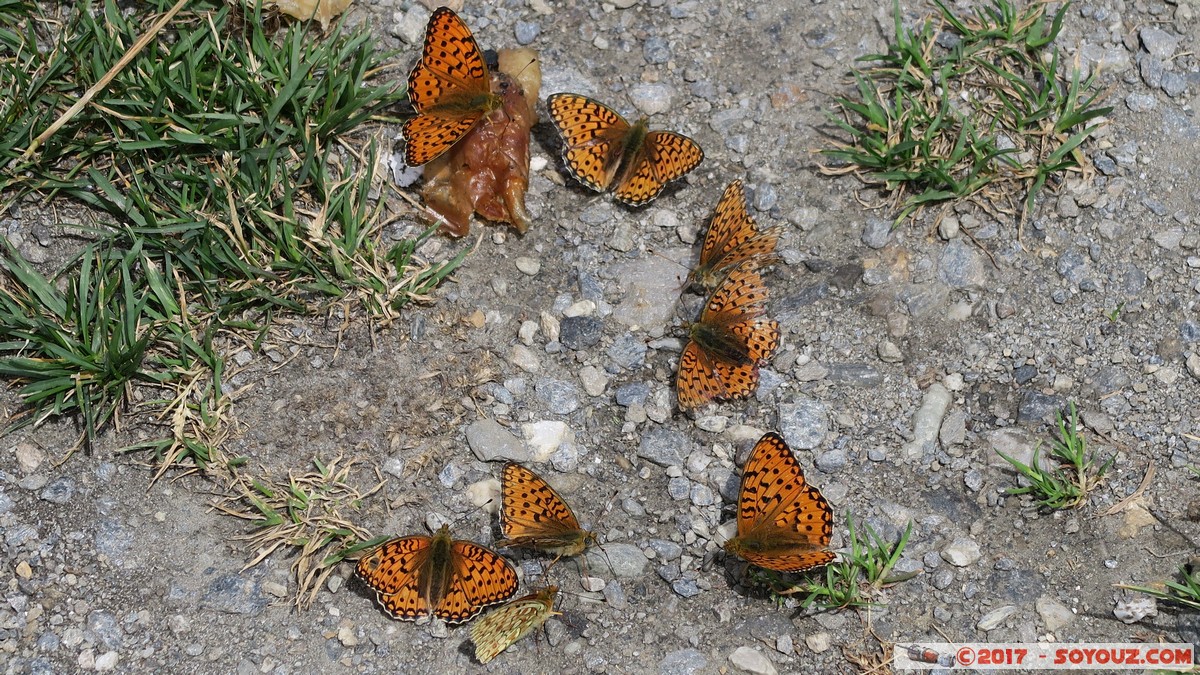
[
  {"x1": 821, "y1": 0, "x2": 1112, "y2": 227},
  {"x1": 758, "y1": 516, "x2": 916, "y2": 612},
  {"x1": 1119, "y1": 564, "x2": 1200, "y2": 612},
  {"x1": 997, "y1": 402, "x2": 1114, "y2": 509},
  {"x1": 0, "y1": 0, "x2": 470, "y2": 461},
  {"x1": 216, "y1": 455, "x2": 385, "y2": 609}
]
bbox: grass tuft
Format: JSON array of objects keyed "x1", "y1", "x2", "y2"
[
  {"x1": 216, "y1": 455, "x2": 385, "y2": 610},
  {"x1": 820, "y1": 0, "x2": 1112, "y2": 227},
  {"x1": 0, "y1": 0, "x2": 470, "y2": 458},
  {"x1": 756, "y1": 516, "x2": 916, "y2": 612},
  {"x1": 1119, "y1": 564, "x2": 1200, "y2": 613},
  {"x1": 997, "y1": 402, "x2": 1113, "y2": 510}
]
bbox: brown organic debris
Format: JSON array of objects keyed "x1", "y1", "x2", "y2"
[{"x1": 421, "y1": 49, "x2": 541, "y2": 237}]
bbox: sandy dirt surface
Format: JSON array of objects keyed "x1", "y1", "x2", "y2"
[{"x1": 3, "y1": 0, "x2": 1200, "y2": 673}]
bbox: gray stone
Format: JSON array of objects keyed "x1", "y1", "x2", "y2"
[
  {"x1": 1013, "y1": 364, "x2": 1037, "y2": 384},
  {"x1": 629, "y1": 83, "x2": 674, "y2": 116},
  {"x1": 1057, "y1": 247, "x2": 1089, "y2": 284},
  {"x1": 939, "y1": 239, "x2": 987, "y2": 289},
  {"x1": 657, "y1": 562, "x2": 681, "y2": 581},
  {"x1": 560, "y1": 316, "x2": 603, "y2": 350},
  {"x1": 94, "y1": 518, "x2": 132, "y2": 560},
  {"x1": 729, "y1": 646, "x2": 778, "y2": 674},
  {"x1": 649, "y1": 539, "x2": 683, "y2": 560},
  {"x1": 778, "y1": 398, "x2": 828, "y2": 450},
  {"x1": 671, "y1": 578, "x2": 701, "y2": 597},
  {"x1": 87, "y1": 611, "x2": 123, "y2": 650},
  {"x1": 536, "y1": 379, "x2": 582, "y2": 415},
  {"x1": 826, "y1": 363, "x2": 883, "y2": 387},
  {"x1": 985, "y1": 427, "x2": 1038, "y2": 469},
  {"x1": 942, "y1": 537, "x2": 982, "y2": 567},
  {"x1": 611, "y1": 253, "x2": 686, "y2": 331},
  {"x1": 1125, "y1": 93, "x2": 1157, "y2": 112},
  {"x1": 38, "y1": 476, "x2": 75, "y2": 504},
  {"x1": 668, "y1": 476, "x2": 691, "y2": 500},
  {"x1": 1036, "y1": 595, "x2": 1075, "y2": 632},
  {"x1": 660, "y1": 648, "x2": 707, "y2": 675},
  {"x1": 877, "y1": 340, "x2": 903, "y2": 363},
  {"x1": 940, "y1": 409, "x2": 967, "y2": 447},
  {"x1": 814, "y1": 447, "x2": 848, "y2": 473},
  {"x1": 690, "y1": 483, "x2": 716, "y2": 506},
  {"x1": 465, "y1": 419, "x2": 530, "y2": 462},
  {"x1": 753, "y1": 184, "x2": 778, "y2": 212},
  {"x1": 638, "y1": 427, "x2": 689, "y2": 467},
  {"x1": 586, "y1": 543, "x2": 647, "y2": 578},
  {"x1": 1140, "y1": 27, "x2": 1179, "y2": 59},
  {"x1": 1162, "y1": 73, "x2": 1186, "y2": 98},
  {"x1": 200, "y1": 570, "x2": 267, "y2": 615},
  {"x1": 861, "y1": 218, "x2": 891, "y2": 249},
  {"x1": 977, "y1": 605, "x2": 1019, "y2": 631},
  {"x1": 608, "y1": 332, "x2": 648, "y2": 369},
  {"x1": 1017, "y1": 391, "x2": 1065, "y2": 424},
  {"x1": 643, "y1": 36, "x2": 671, "y2": 64},
  {"x1": 964, "y1": 469, "x2": 983, "y2": 492},
  {"x1": 932, "y1": 568, "x2": 954, "y2": 589},
  {"x1": 603, "y1": 580, "x2": 628, "y2": 609},
  {"x1": 902, "y1": 384, "x2": 952, "y2": 459},
  {"x1": 615, "y1": 382, "x2": 651, "y2": 406}
]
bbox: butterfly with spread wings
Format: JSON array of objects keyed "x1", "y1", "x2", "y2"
[
  {"x1": 546, "y1": 92, "x2": 704, "y2": 206},
  {"x1": 355, "y1": 524, "x2": 518, "y2": 623}
]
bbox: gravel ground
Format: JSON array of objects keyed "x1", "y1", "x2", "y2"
[{"x1": 3, "y1": 0, "x2": 1200, "y2": 673}]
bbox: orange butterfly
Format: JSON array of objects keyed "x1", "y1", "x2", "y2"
[
  {"x1": 355, "y1": 523, "x2": 518, "y2": 623},
  {"x1": 724, "y1": 432, "x2": 835, "y2": 573},
  {"x1": 687, "y1": 180, "x2": 783, "y2": 292},
  {"x1": 470, "y1": 585, "x2": 560, "y2": 664},
  {"x1": 403, "y1": 8, "x2": 502, "y2": 166},
  {"x1": 546, "y1": 92, "x2": 704, "y2": 206},
  {"x1": 497, "y1": 462, "x2": 596, "y2": 560},
  {"x1": 676, "y1": 265, "x2": 779, "y2": 409}
]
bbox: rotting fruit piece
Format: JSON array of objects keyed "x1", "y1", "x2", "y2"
[{"x1": 421, "y1": 48, "x2": 541, "y2": 237}]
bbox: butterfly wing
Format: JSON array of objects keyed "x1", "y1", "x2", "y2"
[
  {"x1": 435, "y1": 540, "x2": 519, "y2": 623},
  {"x1": 403, "y1": 113, "x2": 485, "y2": 166},
  {"x1": 613, "y1": 129, "x2": 704, "y2": 206},
  {"x1": 403, "y1": 7, "x2": 492, "y2": 165},
  {"x1": 355, "y1": 535, "x2": 433, "y2": 620},
  {"x1": 730, "y1": 432, "x2": 834, "y2": 573},
  {"x1": 689, "y1": 181, "x2": 782, "y2": 290},
  {"x1": 677, "y1": 339, "x2": 725, "y2": 409},
  {"x1": 470, "y1": 586, "x2": 559, "y2": 664},
  {"x1": 499, "y1": 463, "x2": 592, "y2": 556},
  {"x1": 678, "y1": 268, "x2": 776, "y2": 409},
  {"x1": 702, "y1": 265, "x2": 770, "y2": 325},
  {"x1": 547, "y1": 93, "x2": 632, "y2": 193}
]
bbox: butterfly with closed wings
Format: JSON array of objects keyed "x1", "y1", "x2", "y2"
[
  {"x1": 497, "y1": 462, "x2": 596, "y2": 562},
  {"x1": 403, "y1": 8, "x2": 503, "y2": 166},
  {"x1": 724, "y1": 432, "x2": 836, "y2": 573},
  {"x1": 687, "y1": 180, "x2": 783, "y2": 293}
]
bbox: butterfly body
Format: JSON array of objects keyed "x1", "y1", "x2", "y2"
[
  {"x1": 688, "y1": 319, "x2": 757, "y2": 366},
  {"x1": 356, "y1": 523, "x2": 518, "y2": 623},
  {"x1": 724, "y1": 432, "x2": 835, "y2": 573},
  {"x1": 470, "y1": 586, "x2": 560, "y2": 664},
  {"x1": 498, "y1": 462, "x2": 596, "y2": 559},
  {"x1": 687, "y1": 180, "x2": 783, "y2": 292},
  {"x1": 547, "y1": 92, "x2": 703, "y2": 206},
  {"x1": 676, "y1": 266, "x2": 780, "y2": 409},
  {"x1": 403, "y1": 8, "x2": 503, "y2": 166}
]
